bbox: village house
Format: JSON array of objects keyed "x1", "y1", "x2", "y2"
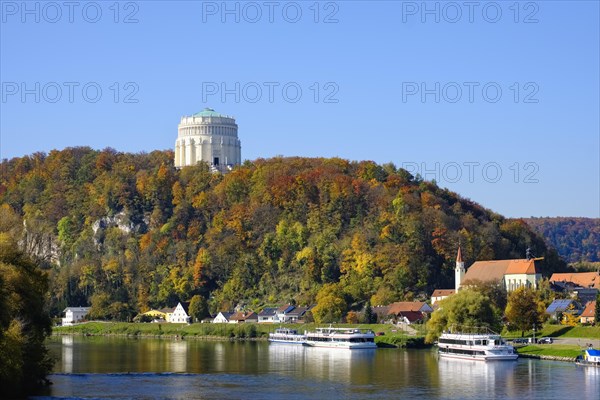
[
  {"x1": 275, "y1": 305, "x2": 295, "y2": 323},
  {"x1": 229, "y1": 311, "x2": 258, "y2": 323},
  {"x1": 430, "y1": 289, "x2": 455, "y2": 306},
  {"x1": 62, "y1": 307, "x2": 90, "y2": 326},
  {"x1": 550, "y1": 272, "x2": 599, "y2": 303},
  {"x1": 257, "y1": 307, "x2": 278, "y2": 323},
  {"x1": 286, "y1": 306, "x2": 309, "y2": 323},
  {"x1": 545, "y1": 299, "x2": 582, "y2": 320},
  {"x1": 142, "y1": 308, "x2": 170, "y2": 322},
  {"x1": 213, "y1": 311, "x2": 233, "y2": 323},
  {"x1": 386, "y1": 302, "x2": 433, "y2": 324},
  {"x1": 550, "y1": 272, "x2": 600, "y2": 289},
  {"x1": 580, "y1": 300, "x2": 597, "y2": 325},
  {"x1": 169, "y1": 302, "x2": 191, "y2": 323}
]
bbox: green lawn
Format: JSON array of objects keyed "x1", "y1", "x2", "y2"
[
  {"x1": 503, "y1": 324, "x2": 600, "y2": 340},
  {"x1": 517, "y1": 344, "x2": 582, "y2": 359},
  {"x1": 53, "y1": 321, "x2": 426, "y2": 347}
]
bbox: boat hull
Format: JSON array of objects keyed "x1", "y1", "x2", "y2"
[
  {"x1": 439, "y1": 352, "x2": 518, "y2": 361},
  {"x1": 304, "y1": 342, "x2": 377, "y2": 350},
  {"x1": 268, "y1": 338, "x2": 306, "y2": 344}
]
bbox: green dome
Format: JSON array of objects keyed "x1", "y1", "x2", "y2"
[{"x1": 192, "y1": 108, "x2": 228, "y2": 118}]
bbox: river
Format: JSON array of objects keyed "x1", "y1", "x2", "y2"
[{"x1": 33, "y1": 335, "x2": 599, "y2": 399}]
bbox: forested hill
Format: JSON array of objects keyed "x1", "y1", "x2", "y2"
[
  {"x1": 0, "y1": 148, "x2": 566, "y2": 319},
  {"x1": 522, "y1": 217, "x2": 600, "y2": 263}
]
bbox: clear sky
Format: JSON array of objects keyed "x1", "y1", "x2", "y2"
[{"x1": 1, "y1": 1, "x2": 598, "y2": 218}]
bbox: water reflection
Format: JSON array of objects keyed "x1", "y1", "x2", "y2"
[
  {"x1": 166, "y1": 340, "x2": 188, "y2": 372},
  {"x1": 437, "y1": 357, "x2": 518, "y2": 399},
  {"x1": 266, "y1": 344, "x2": 376, "y2": 383},
  {"x1": 61, "y1": 336, "x2": 73, "y2": 373},
  {"x1": 44, "y1": 337, "x2": 600, "y2": 400}
]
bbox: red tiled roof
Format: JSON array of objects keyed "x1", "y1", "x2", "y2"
[
  {"x1": 462, "y1": 259, "x2": 537, "y2": 284},
  {"x1": 229, "y1": 311, "x2": 257, "y2": 321},
  {"x1": 431, "y1": 289, "x2": 455, "y2": 297},
  {"x1": 396, "y1": 311, "x2": 425, "y2": 323},
  {"x1": 387, "y1": 302, "x2": 428, "y2": 314},
  {"x1": 504, "y1": 259, "x2": 537, "y2": 274},
  {"x1": 550, "y1": 272, "x2": 600, "y2": 289},
  {"x1": 581, "y1": 301, "x2": 596, "y2": 318}
]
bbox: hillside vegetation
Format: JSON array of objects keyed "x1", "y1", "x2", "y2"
[
  {"x1": 0, "y1": 148, "x2": 567, "y2": 319},
  {"x1": 523, "y1": 217, "x2": 599, "y2": 263}
]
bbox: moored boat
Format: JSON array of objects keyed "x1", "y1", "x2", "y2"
[
  {"x1": 268, "y1": 328, "x2": 306, "y2": 344},
  {"x1": 304, "y1": 326, "x2": 377, "y2": 349},
  {"x1": 575, "y1": 347, "x2": 600, "y2": 367},
  {"x1": 437, "y1": 330, "x2": 518, "y2": 361}
]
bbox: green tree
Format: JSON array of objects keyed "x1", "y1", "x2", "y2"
[
  {"x1": 188, "y1": 295, "x2": 209, "y2": 323},
  {"x1": 0, "y1": 233, "x2": 54, "y2": 397},
  {"x1": 425, "y1": 288, "x2": 500, "y2": 343},
  {"x1": 363, "y1": 300, "x2": 377, "y2": 324},
  {"x1": 505, "y1": 287, "x2": 546, "y2": 337}
]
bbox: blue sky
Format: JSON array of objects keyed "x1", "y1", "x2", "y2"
[{"x1": 1, "y1": 1, "x2": 599, "y2": 218}]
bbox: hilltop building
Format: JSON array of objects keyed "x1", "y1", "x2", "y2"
[{"x1": 174, "y1": 108, "x2": 241, "y2": 172}]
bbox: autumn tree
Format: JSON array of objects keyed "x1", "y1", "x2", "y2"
[
  {"x1": 505, "y1": 287, "x2": 546, "y2": 337},
  {"x1": 562, "y1": 303, "x2": 579, "y2": 327},
  {"x1": 0, "y1": 150, "x2": 569, "y2": 322},
  {"x1": 312, "y1": 283, "x2": 347, "y2": 323}
]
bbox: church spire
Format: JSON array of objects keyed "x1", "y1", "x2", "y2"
[
  {"x1": 455, "y1": 245, "x2": 465, "y2": 292},
  {"x1": 456, "y1": 245, "x2": 463, "y2": 263}
]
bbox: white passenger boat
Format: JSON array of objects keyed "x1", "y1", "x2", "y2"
[
  {"x1": 268, "y1": 328, "x2": 306, "y2": 344},
  {"x1": 304, "y1": 327, "x2": 377, "y2": 349},
  {"x1": 437, "y1": 331, "x2": 518, "y2": 361}
]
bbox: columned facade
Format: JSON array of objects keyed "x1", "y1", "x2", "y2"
[{"x1": 174, "y1": 108, "x2": 241, "y2": 171}]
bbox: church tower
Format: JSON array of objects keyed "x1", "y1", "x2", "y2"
[
  {"x1": 455, "y1": 246, "x2": 465, "y2": 291},
  {"x1": 174, "y1": 108, "x2": 241, "y2": 171}
]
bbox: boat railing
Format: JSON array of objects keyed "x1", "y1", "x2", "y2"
[{"x1": 446, "y1": 324, "x2": 500, "y2": 336}]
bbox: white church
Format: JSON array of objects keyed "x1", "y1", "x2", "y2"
[
  {"x1": 174, "y1": 108, "x2": 242, "y2": 172},
  {"x1": 431, "y1": 247, "x2": 542, "y2": 305}
]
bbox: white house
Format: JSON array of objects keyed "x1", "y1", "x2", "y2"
[
  {"x1": 62, "y1": 307, "x2": 90, "y2": 326},
  {"x1": 430, "y1": 289, "x2": 455, "y2": 306},
  {"x1": 168, "y1": 302, "x2": 190, "y2": 323},
  {"x1": 275, "y1": 305, "x2": 295, "y2": 323},
  {"x1": 257, "y1": 307, "x2": 278, "y2": 323},
  {"x1": 213, "y1": 311, "x2": 233, "y2": 323}
]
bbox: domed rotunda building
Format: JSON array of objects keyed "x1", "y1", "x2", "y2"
[{"x1": 174, "y1": 108, "x2": 241, "y2": 171}]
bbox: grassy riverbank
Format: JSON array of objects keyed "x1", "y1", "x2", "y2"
[
  {"x1": 516, "y1": 344, "x2": 582, "y2": 359},
  {"x1": 503, "y1": 325, "x2": 600, "y2": 340},
  {"x1": 53, "y1": 322, "x2": 427, "y2": 348}
]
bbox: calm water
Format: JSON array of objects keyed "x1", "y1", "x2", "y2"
[{"x1": 34, "y1": 335, "x2": 599, "y2": 400}]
